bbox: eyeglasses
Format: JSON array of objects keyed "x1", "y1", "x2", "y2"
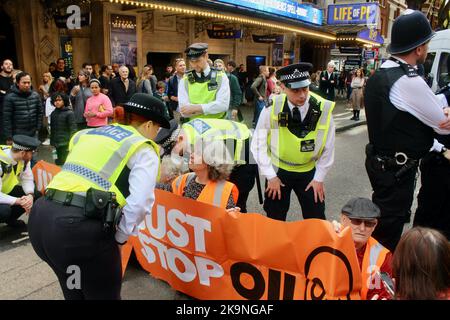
[{"x1": 349, "y1": 218, "x2": 377, "y2": 228}]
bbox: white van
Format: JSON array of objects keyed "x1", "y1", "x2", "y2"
[{"x1": 424, "y1": 29, "x2": 450, "y2": 92}]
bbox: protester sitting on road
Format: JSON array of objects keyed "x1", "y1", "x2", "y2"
[
  {"x1": 392, "y1": 227, "x2": 450, "y2": 300},
  {"x1": 333, "y1": 197, "x2": 393, "y2": 300},
  {"x1": 169, "y1": 139, "x2": 239, "y2": 211}
]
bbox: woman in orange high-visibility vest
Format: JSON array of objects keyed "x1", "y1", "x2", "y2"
[{"x1": 167, "y1": 139, "x2": 239, "y2": 211}]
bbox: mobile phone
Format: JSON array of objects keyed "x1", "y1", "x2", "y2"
[{"x1": 379, "y1": 271, "x2": 395, "y2": 297}]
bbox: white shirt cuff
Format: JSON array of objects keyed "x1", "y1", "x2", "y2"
[{"x1": 115, "y1": 230, "x2": 129, "y2": 244}]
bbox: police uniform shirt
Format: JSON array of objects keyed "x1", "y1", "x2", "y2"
[
  {"x1": 0, "y1": 148, "x2": 34, "y2": 205},
  {"x1": 382, "y1": 57, "x2": 450, "y2": 136},
  {"x1": 178, "y1": 65, "x2": 231, "y2": 116},
  {"x1": 115, "y1": 144, "x2": 159, "y2": 244},
  {"x1": 251, "y1": 97, "x2": 335, "y2": 182}
]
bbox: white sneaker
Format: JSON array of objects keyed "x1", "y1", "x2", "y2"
[{"x1": 42, "y1": 139, "x2": 50, "y2": 146}]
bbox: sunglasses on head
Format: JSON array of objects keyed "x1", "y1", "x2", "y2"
[{"x1": 349, "y1": 218, "x2": 377, "y2": 228}]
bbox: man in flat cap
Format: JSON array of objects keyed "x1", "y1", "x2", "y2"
[
  {"x1": 0, "y1": 135, "x2": 40, "y2": 228},
  {"x1": 177, "y1": 43, "x2": 230, "y2": 122},
  {"x1": 336, "y1": 197, "x2": 393, "y2": 300},
  {"x1": 251, "y1": 62, "x2": 335, "y2": 222}
]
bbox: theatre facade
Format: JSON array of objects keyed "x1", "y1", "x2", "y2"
[{"x1": 0, "y1": 0, "x2": 382, "y2": 85}]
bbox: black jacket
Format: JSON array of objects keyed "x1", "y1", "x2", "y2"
[
  {"x1": 50, "y1": 106, "x2": 77, "y2": 147},
  {"x1": 319, "y1": 71, "x2": 338, "y2": 101},
  {"x1": 109, "y1": 77, "x2": 137, "y2": 106},
  {"x1": 2, "y1": 85, "x2": 43, "y2": 139}
]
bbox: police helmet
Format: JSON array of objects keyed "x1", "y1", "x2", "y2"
[{"x1": 388, "y1": 10, "x2": 435, "y2": 55}]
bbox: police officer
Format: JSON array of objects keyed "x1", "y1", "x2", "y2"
[
  {"x1": 166, "y1": 118, "x2": 256, "y2": 213},
  {"x1": 0, "y1": 135, "x2": 40, "y2": 228},
  {"x1": 413, "y1": 79, "x2": 450, "y2": 239},
  {"x1": 364, "y1": 10, "x2": 450, "y2": 251},
  {"x1": 251, "y1": 63, "x2": 335, "y2": 221},
  {"x1": 178, "y1": 43, "x2": 230, "y2": 122},
  {"x1": 28, "y1": 94, "x2": 170, "y2": 300}
]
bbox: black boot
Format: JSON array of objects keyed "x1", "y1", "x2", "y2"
[
  {"x1": 350, "y1": 110, "x2": 356, "y2": 120},
  {"x1": 355, "y1": 110, "x2": 360, "y2": 121}
]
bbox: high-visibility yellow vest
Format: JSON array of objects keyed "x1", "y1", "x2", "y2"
[
  {"x1": 268, "y1": 92, "x2": 334, "y2": 172},
  {"x1": 172, "y1": 172, "x2": 239, "y2": 209},
  {"x1": 47, "y1": 124, "x2": 160, "y2": 207},
  {"x1": 184, "y1": 69, "x2": 227, "y2": 120},
  {"x1": 360, "y1": 237, "x2": 390, "y2": 300},
  {"x1": 0, "y1": 146, "x2": 24, "y2": 195},
  {"x1": 182, "y1": 118, "x2": 251, "y2": 164}
]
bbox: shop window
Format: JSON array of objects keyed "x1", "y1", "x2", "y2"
[{"x1": 437, "y1": 52, "x2": 450, "y2": 88}]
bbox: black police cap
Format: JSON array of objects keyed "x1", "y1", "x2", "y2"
[
  {"x1": 185, "y1": 43, "x2": 208, "y2": 60},
  {"x1": 341, "y1": 197, "x2": 381, "y2": 220},
  {"x1": 124, "y1": 93, "x2": 170, "y2": 129},
  {"x1": 276, "y1": 62, "x2": 313, "y2": 89},
  {"x1": 12, "y1": 135, "x2": 40, "y2": 151},
  {"x1": 388, "y1": 9, "x2": 435, "y2": 54}
]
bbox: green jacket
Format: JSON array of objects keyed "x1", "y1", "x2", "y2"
[{"x1": 226, "y1": 72, "x2": 242, "y2": 109}]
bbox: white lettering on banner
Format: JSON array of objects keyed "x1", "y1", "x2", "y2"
[
  {"x1": 139, "y1": 205, "x2": 223, "y2": 286},
  {"x1": 36, "y1": 168, "x2": 53, "y2": 191},
  {"x1": 146, "y1": 205, "x2": 211, "y2": 252}
]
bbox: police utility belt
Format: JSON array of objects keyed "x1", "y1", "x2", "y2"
[
  {"x1": 45, "y1": 188, "x2": 122, "y2": 233},
  {"x1": 366, "y1": 144, "x2": 419, "y2": 181}
]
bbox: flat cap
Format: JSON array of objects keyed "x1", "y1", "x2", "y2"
[
  {"x1": 12, "y1": 135, "x2": 40, "y2": 151},
  {"x1": 185, "y1": 43, "x2": 208, "y2": 60},
  {"x1": 276, "y1": 62, "x2": 313, "y2": 89},
  {"x1": 341, "y1": 197, "x2": 380, "y2": 220}
]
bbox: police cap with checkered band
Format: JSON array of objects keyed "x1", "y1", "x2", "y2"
[
  {"x1": 12, "y1": 135, "x2": 40, "y2": 151},
  {"x1": 276, "y1": 62, "x2": 313, "y2": 89},
  {"x1": 124, "y1": 93, "x2": 170, "y2": 129},
  {"x1": 185, "y1": 43, "x2": 208, "y2": 61}
]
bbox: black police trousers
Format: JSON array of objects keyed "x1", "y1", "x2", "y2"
[
  {"x1": 365, "y1": 156, "x2": 417, "y2": 252},
  {"x1": 229, "y1": 164, "x2": 257, "y2": 213},
  {"x1": 28, "y1": 197, "x2": 122, "y2": 300},
  {"x1": 263, "y1": 168, "x2": 325, "y2": 221},
  {"x1": 414, "y1": 152, "x2": 450, "y2": 240},
  {"x1": 0, "y1": 186, "x2": 40, "y2": 225}
]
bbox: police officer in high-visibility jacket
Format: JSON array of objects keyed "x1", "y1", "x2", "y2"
[
  {"x1": 172, "y1": 118, "x2": 256, "y2": 212},
  {"x1": 251, "y1": 63, "x2": 335, "y2": 221},
  {"x1": 28, "y1": 93, "x2": 170, "y2": 300},
  {"x1": 178, "y1": 43, "x2": 230, "y2": 122},
  {"x1": 0, "y1": 135, "x2": 40, "y2": 228}
]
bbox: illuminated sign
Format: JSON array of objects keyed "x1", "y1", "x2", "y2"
[
  {"x1": 214, "y1": 0, "x2": 323, "y2": 25},
  {"x1": 327, "y1": 3, "x2": 379, "y2": 25}
]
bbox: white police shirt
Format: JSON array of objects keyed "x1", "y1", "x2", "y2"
[
  {"x1": 382, "y1": 57, "x2": 450, "y2": 135},
  {"x1": 0, "y1": 148, "x2": 34, "y2": 205},
  {"x1": 115, "y1": 144, "x2": 159, "y2": 244},
  {"x1": 251, "y1": 97, "x2": 335, "y2": 182},
  {"x1": 178, "y1": 65, "x2": 230, "y2": 116}
]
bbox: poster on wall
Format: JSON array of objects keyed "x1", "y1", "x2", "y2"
[
  {"x1": 110, "y1": 14, "x2": 137, "y2": 67},
  {"x1": 59, "y1": 35, "x2": 74, "y2": 77},
  {"x1": 272, "y1": 36, "x2": 284, "y2": 67}
]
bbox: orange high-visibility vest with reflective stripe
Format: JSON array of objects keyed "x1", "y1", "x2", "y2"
[
  {"x1": 360, "y1": 237, "x2": 390, "y2": 300},
  {"x1": 171, "y1": 173, "x2": 239, "y2": 209}
]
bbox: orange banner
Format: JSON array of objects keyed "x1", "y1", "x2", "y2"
[
  {"x1": 130, "y1": 190, "x2": 362, "y2": 300},
  {"x1": 32, "y1": 161, "x2": 362, "y2": 300},
  {"x1": 32, "y1": 160, "x2": 61, "y2": 194}
]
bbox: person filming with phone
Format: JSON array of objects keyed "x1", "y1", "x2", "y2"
[{"x1": 333, "y1": 197, "x2": 393, "y2": 300}]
